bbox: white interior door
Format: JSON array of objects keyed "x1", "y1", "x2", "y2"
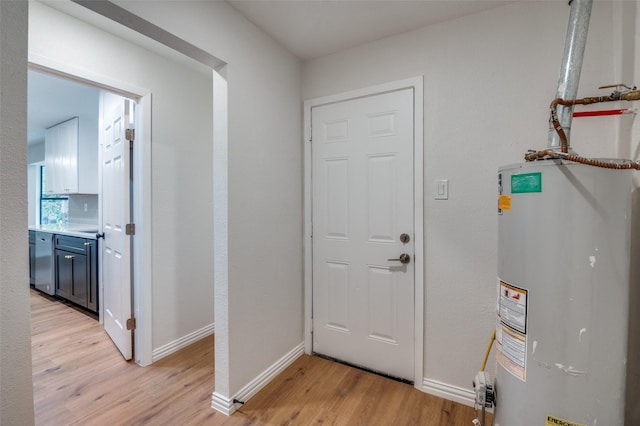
[
  {"x1": 312, "y1": 88, "x2": 415, "y2": 381},
  {"x1": 102, "y1": 99, "x2": 133, "y2": 360}
]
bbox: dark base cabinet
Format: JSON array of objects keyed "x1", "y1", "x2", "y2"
[{"x1": 54, "y1": 235, "x2": 98, "y2": 313}]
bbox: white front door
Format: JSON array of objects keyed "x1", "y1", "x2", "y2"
[
  {"x1": 102, "y1": 99, "x2": 133, "y2": 360},
  {"x1": 312, "y1": 88, "x2": 415, "y2": 381}
]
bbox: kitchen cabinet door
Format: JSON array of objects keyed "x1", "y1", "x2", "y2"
[
  {"x1": 54, "y1": 234, "x2": 98, "y2": 313},
  {"x1": 59, "y1": 118, "x2": 79, "y2": 194},
  {"x1": 44, "y1": 124, "x2": 60, "y2": 195},
  {"x1": 44, "y1": 117, "x2": 83, "y2": 194},
  {"x1": 55, "y1": 248, "x2": 88, "y2": 308}
]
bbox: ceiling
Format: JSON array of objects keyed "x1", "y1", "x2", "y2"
[
  {"x1": 225, "y1": 0, "x2": 515, "y2": 60},
  {"x1": 28, "y1": 70, "x2": 100, "y2": 146},
  {"x1": 28, "y1": 0, "x2": 515, "y2": 147}
]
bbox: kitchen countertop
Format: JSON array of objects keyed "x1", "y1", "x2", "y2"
[{"x1": 29, "y1": 225, "x2": 99, "y2": 240}]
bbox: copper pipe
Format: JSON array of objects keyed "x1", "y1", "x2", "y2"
[{"x1": 549, "y1": 88, "x2": 640, "y2": 153}]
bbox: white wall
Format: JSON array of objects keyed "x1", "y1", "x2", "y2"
[
  {"x1": 27, "y1": 142, "x2": 44, "y2": 226},
  {"x1": 29, "y1": 1, "x2": 214, "y2": 355},
  {"x1": 27, "y1": 165, "x2": 39, "y2": 227},
  {"x1": 111, "y1": 0, "x2": 303, "y2": 406},
  {"x1": 27, "y1": 140, "x2": 44, "y2": 164},
  {"x1": 303, "y1": 1, "x2": 632, "y2": 399},
  {"x1": 0, "y1": 1, "x2": 34, "y2": 424}
]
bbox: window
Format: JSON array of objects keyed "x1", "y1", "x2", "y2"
[{"x1": 40, "y1": 166, "x2": 68, "y2": 225}]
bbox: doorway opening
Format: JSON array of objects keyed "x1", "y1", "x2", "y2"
[
  {"x1": 26, "y1": 0, "x2": 226, "y2": 413},
  {"x1": 28, "y1": 0, "x2": 221, "y2": 369},
  {"x1": 27, "y1": 64, "x2": 147, "y2": 362}
]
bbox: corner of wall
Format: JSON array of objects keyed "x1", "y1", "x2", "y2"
[
  {"x1": 212, "y1": 342, "x2": 304, "y2": 416},
  {"x1": 211, "y1": 391, "x2": 236, "y2": 416},
  {"x1": 152, "y1": 323, "x2": 214, "y2": 362}
]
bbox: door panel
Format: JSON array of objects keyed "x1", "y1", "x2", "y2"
[
  {"x1": 367, "y1": 265, "x2": 397, "y2": 343},
  {"x1": 312, "y1": 88, "x2": 415, "y2": 381},
  {"x1": 102, "y1": 99, "x2": 133, "y2": 360}
]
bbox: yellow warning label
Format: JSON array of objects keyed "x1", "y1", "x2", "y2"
[
  {"x1": 498, "y1": 194, "x2": 511, "y2": 211},
  {"x1": 545, "y1": 415, "x2": 586, "y2": 426}
]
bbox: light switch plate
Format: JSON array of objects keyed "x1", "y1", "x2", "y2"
[{"x1": 434, "y1": 179, "x2": 449, "y2": 200}]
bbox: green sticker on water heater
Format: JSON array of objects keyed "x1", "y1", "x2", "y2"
[{"x1": 511, "y1": 172, "x2": 542, "y2": 193}]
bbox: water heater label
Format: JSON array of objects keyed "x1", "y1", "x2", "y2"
[
  {"x1": 496, "y1": 279, "x2": 528, "y2": 381},
  {"x1": 499, "y1": 281, "x2": 527, "y2": 333},
  {"x1": 498, "y1": 195, "x2": 511, "y2": 211},
  {"x1": 511, "y1": 172, "x2": 542, "y2": 193},
  {"x1": 545, "y1": 415, "x2": 586, "y2": 426}
]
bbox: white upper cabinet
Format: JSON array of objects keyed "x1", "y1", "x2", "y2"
[{"x1": 44, "y1": 117, "x2": 97, "y2": 195}]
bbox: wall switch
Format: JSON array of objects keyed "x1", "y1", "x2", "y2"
[
  {"x1": 434, "y1": 179, "x2": 449, "y2": 200},
  {"x1": 84, "y1": 203, "x2": 88, "y2": 212}
]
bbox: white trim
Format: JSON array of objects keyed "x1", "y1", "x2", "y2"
[
  {"x1": 152, "y1": 323, "x2": 215, "y2": 362},
  {"x1": 303, "y1": 76, "x2": 425, "y2": 387},
  {"x1": 422, "y1": 378, "x2": 475, "y2": 408},
  {"x1": 27, "y1": 56, "x2": 153, "y2": 367},
  {"x1": 212, "y1": 342, "x2": 305, "y2": 416},
  {"x1": 412, "y1": 78, "x2": 425, "y2": 386},
  {"x1": 211, "y1": 392, "x2": 234, "y2": 416},
  {"x1": 134, "y1": 93, "x2": 153, "y2": 366},
  {"x1": 29, "y1": 52, "x2": 150, "y2": 100},
  {"x1": 212, "y1": 66, "x2": 230, "y2": 401}
]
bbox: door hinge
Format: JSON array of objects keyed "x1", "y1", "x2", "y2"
[
  {"x1": 126, "y1": 223, "x2": 135, "y2": 235},
  {"x1": 126, "y1": 317, "x2": 136, "y2": 331},
  {"x1": 126, "y1": 129, "x2": 135, "y2": 150}
]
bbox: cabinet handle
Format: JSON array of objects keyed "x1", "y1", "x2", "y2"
[
  {"x1": 64, "y1": 255, "x2": 74, "y2": 260},
  {"x1": 84, "y1": 242, "x2": 92, "y2": 246}
]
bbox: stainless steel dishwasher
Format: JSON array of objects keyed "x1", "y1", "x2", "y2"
[{"x1": 35, "y1": 231, "x2": 54, "y2": 295}]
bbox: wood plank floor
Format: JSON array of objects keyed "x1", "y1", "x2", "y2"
[{"x1": 31, "y1": 290, "x2": 481, "y2": 425}]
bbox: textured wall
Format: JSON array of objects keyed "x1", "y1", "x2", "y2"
[
  {"x1": 0, "y1": 1, "x2": 35, "y2": 424},
  {"x1": 113, "y1": 0, "x2": 303, "y2": 404},
  {"x1": 303, "y1": 0, "x2": 627, "y2": 399}
]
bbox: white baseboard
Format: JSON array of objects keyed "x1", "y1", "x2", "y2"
[
  {"x1": 212, "y1": 342, "x2": 305, "y2": 416},
  {"x1": 151, "y1": 322, "x2": 215, "y2": 362},
  {"x1": 422, "y1": 378, "x2": 475, "y2": 408},
  {"x1": 211, "y1": 391, "x2": 234, "y2": 416}
]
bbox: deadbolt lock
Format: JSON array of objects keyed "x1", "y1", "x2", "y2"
[
  {"x1": 388, "y1": 253, "x2": 411, "y2": 264},
  {"x1": 400, "y1": 233, "x2": 411, "y2": 244}
]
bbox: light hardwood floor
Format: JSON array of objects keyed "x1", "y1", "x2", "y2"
[{"x1": 31, "y1": 290, "x2": 481, "y2": 425}]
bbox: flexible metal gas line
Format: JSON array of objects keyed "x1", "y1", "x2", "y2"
[
  {"x1": 525, "y1": 149, "x2": 640, "y2": 170},
  {"x1": 526, "y1": 85, "x2": 640, "y2": 169},
  {"x1": 549, "y1": 85, "x2": 640, "y2": 153}
]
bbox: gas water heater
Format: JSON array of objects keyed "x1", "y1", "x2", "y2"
[
  {"x1": 493, "y1": 161, "x2": 640, "y2": 425},
  {"x1": 471, "y1": 0, "x2": 640, "y2": 423}
]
